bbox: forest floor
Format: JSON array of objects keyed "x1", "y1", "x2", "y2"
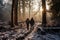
[{"x1": 0, "y1": 20, "x2": 60, "y2": 40}]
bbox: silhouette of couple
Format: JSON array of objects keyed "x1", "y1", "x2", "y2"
[{"x1": 26, "y1": 18, "x2": 35, "y2": 30}]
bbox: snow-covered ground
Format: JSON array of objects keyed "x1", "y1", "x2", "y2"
[
  {"x1": 0, "y1": 21, "x2": 33, "y2": 40},
  {"x1": 0, "y1": 21, "x2": 60, "y2": 40},
  {"x1": 25, "y1": 31, "x2": 60, "y2": 40},
  {"x1": 24, "y1": 23, "x2": 60, "y2": 40},
  {"x1": 24, "y1": 27, "x2": 60, "y2": 40}
]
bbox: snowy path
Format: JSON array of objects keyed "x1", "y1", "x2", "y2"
[
  {"x1": 0, "y1": 21, "x2": 60, "y2": 40},
  {"x1": 0, "y1": 21, "x2": 36, "y2": 40},
  {"x1": 24, "y1": 24, "x2": 60, "y2": 40}
]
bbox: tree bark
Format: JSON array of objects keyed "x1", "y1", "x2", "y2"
[
  {"x1": 42, "y1": 0, "x2": 46, "y2": 27},
  {"x1": 11, "y1": 0, "x2": 18, "y2": 27}
]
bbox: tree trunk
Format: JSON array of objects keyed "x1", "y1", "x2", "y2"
[
  {"x1": 22, "y1": 0, "x2": 25, "y2": 20},
  {"x1": 29, "y1": 0, "x2": 31, "y2": 18},
  {"x1": 11, "y1": 0, "x2": 18, "y2": 27},
  {"x1": 14, "y1": 0, "x2": 18, "y2": 25},
  {"x1": 11, "y1": 0, "x2": 15, "y2": 27},
  {"x1": 42, "y1": 0, "x2": 46, "y2": 27}
]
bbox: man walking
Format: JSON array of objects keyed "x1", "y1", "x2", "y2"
[{"x1": 26, "y1": 18, "x2": 30, "y2": 30}]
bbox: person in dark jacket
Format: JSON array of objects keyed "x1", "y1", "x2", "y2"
[
  {"x1": 30, "y1": 18, "x2": 35, "y2": 27},
  {"x1": 26, "y1": 18, "x2": 30, "y2": 30}
]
